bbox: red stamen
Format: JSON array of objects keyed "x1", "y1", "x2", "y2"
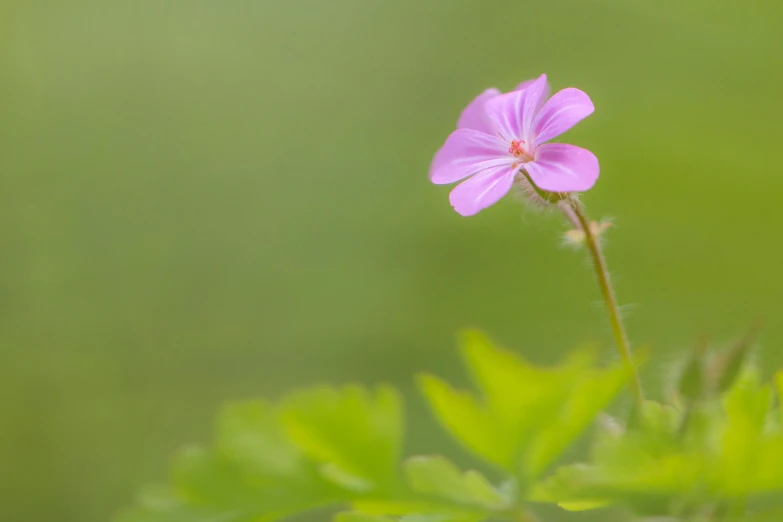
[{"x1": 508, "y1": 139, "x2": 526, "y2": 157}]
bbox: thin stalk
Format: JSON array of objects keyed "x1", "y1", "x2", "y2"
[{"x1": 562, "y1": 198, "x2": 644, "y2": 405}]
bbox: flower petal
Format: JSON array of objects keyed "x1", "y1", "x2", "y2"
[
  {"x1": 514, "y1": 77, "x2": 551, "y2": 103},
  {"x1": 532, "y1": 88, "x2": 594, "y2": 146},
  {"x1": 430, "y1": 129, "x2": 511, "y2": 184},
  {"x1": 484, "y1": 74, "x2": 548, "y2": 142},
  {"x1": 448, "y1": 165, "x2": 517, "y2": 216},
  {"x1": 457, "y1": 88, "x2": 502, "y2": 134},
  {"x1": 514, "y1": 78, "x2": 537, "y2": 91},
  {"x1": 524, "y1": 143, "x2": 599, "y2": 192}
]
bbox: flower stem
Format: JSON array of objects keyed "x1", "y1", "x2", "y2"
[{"x1": 562, "y1": 198, "x2": 644, "y2": 405}]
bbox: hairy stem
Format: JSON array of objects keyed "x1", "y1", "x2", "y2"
[{"x1": 562, "y1": 198, "x2": 644, "y2": 405}]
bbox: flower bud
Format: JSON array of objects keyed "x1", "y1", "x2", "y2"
[{"x1": 563, "y1": 221, "x2": 612, "y2": 246}]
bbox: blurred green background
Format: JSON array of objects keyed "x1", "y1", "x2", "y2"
[{"x1": 2, "y1": 1, "x2": 783, "y2": 521}]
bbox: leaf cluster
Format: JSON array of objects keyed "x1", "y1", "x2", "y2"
[{"x1": 118, "y1": 331, "x2": 783, "y2": 522}]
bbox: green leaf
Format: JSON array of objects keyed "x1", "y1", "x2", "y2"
[
  {"x1": 215, "y1": 401, "x2": 301, "y2": 477},
  {"x1": 400, "y1": 516, "x2": 484, "y2": 522},
  {"x1": 170, "y1": 443, "x2": 339, "y2": 520},
  {"x1": 419, "y1": 331, "x2": 627, "y2": 485},
  {"x1": 718, "y1": 369, "x2": 775, "y2": 495},
  {"x1": 114, "y1": 506, "x2": 226, "y2": 522},
  {"x1": 557, "y1": 500, "x2": 610, "y2": 511},
  {"x1": 417, "y1": 375, "x2": 503, "y2": 468},
  {"x1": 404, "y1": 456, "x2": 508, "y2": 510},
  {"x1": 534, "y1": 368, "x2": 783, "y2": 518},
  {"x1": 338, "y1": 513, "x2": 482, "y2": 522},
  {"x1": 282, "y1": 384, "x2": 403, "y2": 491},
  {"x1": 347, "y1": 455, "x2": 507, "y2": 522},
  {"x1": 350, "y1": 500, "x2": 452, "y2": 516},
  {"x1": 533, "y1": 400, "x2": 709, "y2": 515},
  {"x1": 524, "y1": 356, "x2": 628, "y2": 479},
  {"x1": 678, "y1": 338, "x2": 707, "y2": 401},
  {"x1": 117, "y1": 399, "x2": 350, "y2": 522},
  {"x1": 348, "y1": 500, "x2": 488, "y2": 522},
  {"x1": 114, "y1": 485, "x2": 231, "y2": 522},
  {"x1": 528, "y1": 463, "x2": 602, "y2": 504},
  {"x1": 713, "y1": 323, "x2": 760, "y2": 394},
  {"x1": 335, "y1": 512, "x2": 397, "y2": 522}
]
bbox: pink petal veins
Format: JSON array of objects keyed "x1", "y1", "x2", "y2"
[
  {"x1": 430, "y1": 75, "x2": 599, "y2": 215},
  {"x1": 448, "y1": 164, "x2": 517, "y2": 216},
  {"x1": 514, "y1": 77, "x2": 551, "y2": 115},
  {"x1": 532, "y1": 88, "x2": 595, "y2": 147},
  {"x1": 457, "y1": 88, "x2": 502, "y2": 134},
  {"x1": 523, "y1": 143, "x2": 599, "y2": 192},
  {"x1": 483, "y1": 74, "x2": 548, "y2": 142},
  {"x1": 430, "y1": 129, "x2": 512, "y2": 184}
]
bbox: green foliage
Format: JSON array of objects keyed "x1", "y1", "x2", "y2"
[
  {"x1": 118, "y1": 400, "x2": 350, "y2": 522},
  {"x1": 419, "y1": 331, "x2": 628, "y2": 485},
  {"x1": 535, "y1": 367, "x2": 783, "y2": 519},
  {"x1": 403, "y1": 456, "x2": 509, "y2": 510},
  {"x1": 334, "y1": 513, "x2": 397, "y2": 522},
  {"x1": 119, "y1": 331, "x2": 783, "y2": 522},
  {"x1": 282, "y1": 385, "x2": 403, "y2": 492}
]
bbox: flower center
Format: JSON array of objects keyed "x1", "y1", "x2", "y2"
[{"x1": 508, "y1": 140, "x2": 533, "y2": 162}]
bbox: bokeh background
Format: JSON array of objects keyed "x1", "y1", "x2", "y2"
[{"x1": 2, "y1": 1, "x2": 783, "y2": 521}]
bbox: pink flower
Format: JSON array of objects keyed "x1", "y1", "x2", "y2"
[{"x1": 430, "y1": 75, "x2": 598, "y2": 216}]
